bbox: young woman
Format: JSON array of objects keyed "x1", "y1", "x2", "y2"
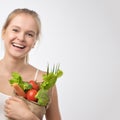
[{"x1": 0, "y1": 8, "x2": 61, "y2": 120}]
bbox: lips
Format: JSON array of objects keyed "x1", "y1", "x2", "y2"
[{"x1": 12, "y1": 42, "x2": 26, "y2": 49}]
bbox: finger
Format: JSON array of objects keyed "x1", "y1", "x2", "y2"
[
  {"x1": 5, "y1": 98, "x2": 11, "y2": 104},
  {"x1": 4, "y1": 106, "x2": 9, "y2": 113},
  {"x1": 4, "y1": 103, "x2": 10, "y2": 117},
  {"x1": 4, "y1": 108, "x2": 11, "y2": 118},
  {"x1": 9, "y1": 96, "x2": 22, "y2": 102}
]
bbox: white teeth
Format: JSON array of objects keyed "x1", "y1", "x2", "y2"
[{"x1": 12, "y1": 43, "x2": 25, "y2": 49}]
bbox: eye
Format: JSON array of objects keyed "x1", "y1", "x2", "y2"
[
  {"x1": 26, "y1": 33, "x2": 34, "y2": 37},
  {"x1": 12, "y1": 28, "x2": 19, "y2": 32},
  {"x1": 28, "y1": 33, "x2": 33, "y2": 37}
]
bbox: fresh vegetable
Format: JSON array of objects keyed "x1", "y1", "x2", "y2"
[
  {"x1": 9, "y1": 64, "x2": 63, "y2": 106},
  {"x1": 36, "y1": 89, "x2": 49, "y2": 106},
  {"x1": 26, "y1": 89, "x2": 37, "y2": 101},
  {"x1": 29, "y1": 80, "x2": 39, "y2": 91},
  {"x1": 12, "y1": 83, "x2": 26, "y2": 97},
  {"x1": 9, "y1": 72, "x2": 32, "y2": 91},
  {"x1": 35, "y1": 64, "x2": 63, "y2": 106}
]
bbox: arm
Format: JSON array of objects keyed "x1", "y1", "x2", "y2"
[
  {"x1": 24, "y1": 111, "x2": 40, "y2": 120},
  {"x1": 45, "y1": 85, "x2": 61, "y2": 120},
  {"x1": 4, "y1": 97, "x2": 40, "y2": 120}
]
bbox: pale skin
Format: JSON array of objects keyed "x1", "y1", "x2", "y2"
[{"x1": 0, "y1": 13, "x2": 61, "y2": 120}]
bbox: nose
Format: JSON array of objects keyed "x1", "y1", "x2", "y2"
[{"x1": 17, "y1": 32, "x2": 25, "y2": 42}]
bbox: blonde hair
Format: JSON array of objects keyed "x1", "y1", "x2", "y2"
[
  {"x1": 2, "y1": 8, "x2": 41, "y2": 40},
  {"x1": 2, "y1": 8, "x2": 41, "y2": 63}
]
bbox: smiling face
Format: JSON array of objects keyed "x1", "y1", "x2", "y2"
[{"x1": 2, "y1": 13, "x2": 38, "y2": 59}]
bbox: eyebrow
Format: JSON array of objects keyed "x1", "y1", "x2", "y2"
[{"x1": 11, "y1": 25, "x2": 36, "y2": 34}]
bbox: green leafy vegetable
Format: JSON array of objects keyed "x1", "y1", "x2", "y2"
[
  {"x1": 36, "y1": 89, "x2": 49, "y2": 106},
  {"x1": 9, "y1": 72, "x2": 32, "y2": 91},
  {"x1": 9, "y1": 72, "x2": 22, "y2": 84},
  {"x1": 41, "y1": 64, "x2": 63, "y2": 90},
  {"x1": 35, "y1": 64, "x2": 63, "y2": 106}
]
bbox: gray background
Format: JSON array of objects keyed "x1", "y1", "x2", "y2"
[{"x1": 0, "y1": 0, "x2": 120, "y2": 120}]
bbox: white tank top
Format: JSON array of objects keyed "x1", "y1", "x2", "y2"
[
  {"x1": 0, "y1": 69, "x2": 39, "y2": 119},
  {"x1": 34, "y1": 69, "x2": 39, "y2": 81},
  {"x1": 0, "y1": 92, "x2": 10, "y2": 120}
]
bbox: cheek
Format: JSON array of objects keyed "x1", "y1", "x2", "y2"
[
  {"x1": 8, "y1": 33, "x2": 16, "y2": 40},
  {"x1": 27, "y1": 39, "x2": 36, "y2": 48},
  {"x1": 3, "y1": 32, "x2": 16, "y2": 41}
]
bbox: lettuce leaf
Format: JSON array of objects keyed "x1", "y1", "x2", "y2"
[
  {"x1": 9, "y1": 72, "x2": 32, "y2": 91},
  {"x1": 35, "y1": 65, "x2": 63, "y2": 106}
]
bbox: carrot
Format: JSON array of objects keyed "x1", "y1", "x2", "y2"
[{"x1": 12, "y1": 83, "x2": 26, "y2": 97}]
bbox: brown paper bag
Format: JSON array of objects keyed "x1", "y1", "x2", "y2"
[
  {"x1": 7, "y1": 92, "x2": 49, "y2": 120},
  {"x1": 7, "y1": 86, "x2": 52, "y2": 120},
  {"x1": 19, "y1": 96, "x2": 46, "y2": 118}
]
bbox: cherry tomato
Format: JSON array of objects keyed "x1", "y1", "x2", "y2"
[
  {"x1": 26, "y1": 89, "x2": 37, "y2": 101},
  {"x1": 29, "y1": 80, "x2": 39, "y2": 90}
]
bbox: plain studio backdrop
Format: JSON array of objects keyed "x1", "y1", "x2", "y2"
[{"x1": 0, "y1": 0, "x2": 120, "y2": 120}]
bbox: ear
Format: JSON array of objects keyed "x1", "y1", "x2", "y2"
[{"x1": 1, "y1": 30, "x2": 5, "y2": 40}]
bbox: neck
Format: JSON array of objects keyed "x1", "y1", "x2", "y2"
[{"x1": 0, "y1": 55, "x2": 28, "y2": 74}]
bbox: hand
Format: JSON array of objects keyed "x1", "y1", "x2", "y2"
[{"x1": 4, "y1": 97, "x2": 31, "y2": 120}]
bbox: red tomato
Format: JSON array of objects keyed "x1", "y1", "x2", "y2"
[
  {"x1": 29, "y1": 80, "x2": 39, "y2": 90},
  {"x1": 26, "y1": 89, "x2": 37, "y2": 101}
]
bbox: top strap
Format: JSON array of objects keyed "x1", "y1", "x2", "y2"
[{"x1": 34, "y1": 69, "x2": 39, "y2": 81}]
